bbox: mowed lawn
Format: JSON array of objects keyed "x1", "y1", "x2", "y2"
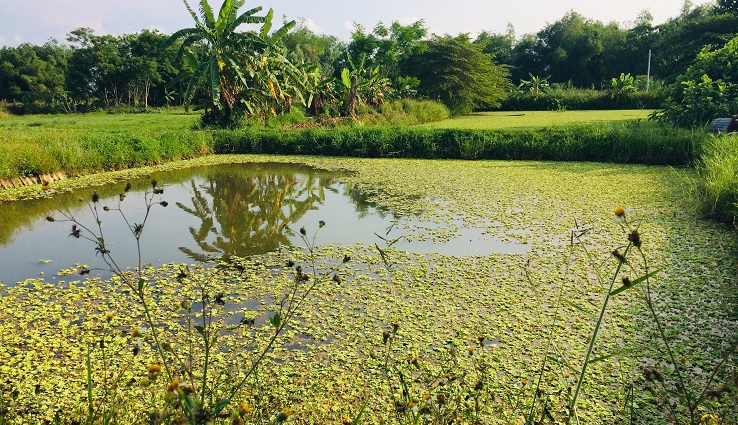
[
  {"x1": 0, "y1": 109, "x2": 653, "y2": 135},
  {"x1": 419, "y1": 109, "x2": 654, "y2": 130},
  {"x1": 0, "y1": 108, "x2": 200, "y2": 133}
]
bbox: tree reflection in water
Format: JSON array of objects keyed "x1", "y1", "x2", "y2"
[{"x1": 176, "y1": 164, "x2": 339, "y2": 261}]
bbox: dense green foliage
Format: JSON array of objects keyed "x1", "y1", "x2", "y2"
[
  {"x1": 65, "y1": 28, "x2": 182, "y2": 112},
  {"x1": 656, "y1": 35, "x2": 738, "y2": 127},
  {"x1": 1, "y1": 1, "x2": 736, "y2": 118},
  {"x1": 166, "y1": 0, "x2": 307, "y2": 125},
  {"x1": 402, "y1": 35, "x2": 510, "y2": 115},
  {"x1": 502, "y1": 88, "x2": 662, "y2": 111}
]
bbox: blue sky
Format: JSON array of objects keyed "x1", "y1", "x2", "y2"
[{"x1": 0, "y1": 0, "x2": 712, "y2": 47}]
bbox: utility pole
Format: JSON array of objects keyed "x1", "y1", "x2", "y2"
[{"x1": 646, "y1": 49, "x2": 652, "y2": 93}]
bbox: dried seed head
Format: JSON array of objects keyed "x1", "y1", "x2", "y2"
[
  {"x1": 299, "y1": 226, "x2": 307, "y2": 236},
  {"x1": 611, "y1": 249, "x2": 626, "y2": 264},
  {"x1": 622, "y1": 277, "x2": 632, "y2": 287},
  {"x1": 151, "y1": 180, "x2": 158, "y2": 188},
  {"x1": 318, "y1": 220, "x2": 325, "y2": 228},
  {"x1": 628, "y1": 230, "x2": 642, "y2": 248},
  {"x1": 382, "y1": 330, "x2": 390, "y2": 344},
  {"x1": 332, "y1": 274, "x2": 342, "y2": 283},
  {"x1": 343, "y1": 255, "x2": 351, "y2": 263},
  {"x1": 91, "y1": 192, "x2": 99, "y2": 203},
  {"x1": 124, "y1": 182, "x2": 132, "y2": 192},
  {"x1": 46, "y1": 216, "x2": 55, "y2": 222},
  {"x1": 160, "y1": 201, "x2": 168, "y2": 207}
]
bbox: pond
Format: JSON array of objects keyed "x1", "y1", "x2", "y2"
[{"x1": 0, "y1": 162, "x2": 530, "y2": 285}]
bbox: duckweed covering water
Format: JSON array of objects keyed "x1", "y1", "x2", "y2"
[{"x1": 0, "y1": 155, "x2": 736, "y2": 424}]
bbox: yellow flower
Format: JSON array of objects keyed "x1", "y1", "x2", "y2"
[
  {"x1": 147, "y1": 363, "x2": 162, "y2": 374},
  {"x1": 614, "y1": 206, "x2": 626, "y2": 217},
  {"x1": 239, "y1": 401, "x2": 253, "y2": 415}
]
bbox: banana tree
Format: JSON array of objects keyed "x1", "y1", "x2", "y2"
[
  {"x1": 238, "y1": 8, "x2": 308, "y2": 119},
  {"x1": 166, "y1": 0, "x2": 304, "y2": 125},
  {"x1": 519, "y1": 73, "x2": 550, "y2": 101},
  {"x1": 336, "y1": 53, "x2": 391, "y2": 116}
]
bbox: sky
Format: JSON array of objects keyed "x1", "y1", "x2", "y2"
[{"x1": 0, "y1": 0, "x2": 714, "y2": 47}]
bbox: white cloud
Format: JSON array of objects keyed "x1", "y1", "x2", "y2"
[
  {"x1": 303, "y1": 18, "x2": 325, "y2": 34},
  {"x1": 12, "y1": 35, "x2": 23, "y2": 43}
]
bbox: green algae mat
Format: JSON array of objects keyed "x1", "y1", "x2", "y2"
[{"x1": 0, "y1": 155, "x2": 736, "y2": 424}]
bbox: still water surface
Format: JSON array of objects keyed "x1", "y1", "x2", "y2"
[{"x1": 0, "y1": 163, "x2": 529, "y2": 285}]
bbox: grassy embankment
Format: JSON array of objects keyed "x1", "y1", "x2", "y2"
[
  {"x1": 0, "y1": 109, "x2": 700, "y2": 178},
  {"x1": 1, "y1": 108, "x2": 734, "y2": 221}
]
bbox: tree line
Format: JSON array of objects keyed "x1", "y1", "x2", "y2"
[{"x1": 0, "y1": 0, "x2": 736, "y2": 122}]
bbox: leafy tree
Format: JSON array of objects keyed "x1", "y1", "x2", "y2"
[
  {"x1": 716, "y1": 0, "x2": 738, "y2": 13},
  {"x1": 122, "y1": 30, "x2": 182, "y2": 109},
  {"x1": 474, "y1": 24, "x2": 516, "y2": 65},
  {"x1": 281, "y1": 19, "x2": 345, "y2": 78},
  {"x1": 343, "y1": 20, "x2": 427, "y2": 82},
  {"x1": 656, "y1": 35, "x2": 738, "y2": 127},
  {"x1": 0, "y1": 40, "x2": 69, "y2": 107},
  {"x1": 509, "y1": 33, "x2": 543, "y2": 84},
  {"x1": 621, "y1": 10, "x2": 656, "y2": 79},
  {"x1": 530, "y1": 11, "x2": 627, "y2": 88},
  {"x1": 652, "y1": 4, "x2": 738, "y2": 82},
  {"x1": 65, "y1": 28, "x2": 126, "y2": 109},
  {"x1": 166, "y1": 0, "x2": 305, "y2": 124},
  {"x1": 402, "y1": 34, "x2": 510, "y2": 115}
]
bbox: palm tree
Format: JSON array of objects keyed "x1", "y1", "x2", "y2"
[{"x1": 166, "y1": 0, "x2": 305, "y2": 124}]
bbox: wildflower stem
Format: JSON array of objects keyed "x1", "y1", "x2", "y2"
[{"x1": 569, "y1": 242, "x2": 631, "y2": 419}]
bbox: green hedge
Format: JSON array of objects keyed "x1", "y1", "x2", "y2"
[{"x1": 213, "y1": 121, "x2": 705, "y2": 166}]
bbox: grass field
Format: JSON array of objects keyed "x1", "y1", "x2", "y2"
[
  {"x1": 0, "y1": 108, "x2": 199, "y2": 133},
  {"x1": 0, "y1": 109, "x2": 653, "y2": 133},
  {"x1": 420, "y1": 109, "x2": 654, "y2": 130}
]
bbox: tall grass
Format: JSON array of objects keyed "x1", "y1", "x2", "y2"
[
  {"x1": 692, "y1": 135, "x2": 738, "y2": 222},
  {"x1": 214, "y1": 120, "x2": 706, "y2": 166},
  {"x1": 0, "y1": 128, "x2": 213, "y2": 179}
]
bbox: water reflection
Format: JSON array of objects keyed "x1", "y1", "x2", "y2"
[
  {"x1": 0, "y1": 162, "x2": 531, "y2": 286},
  {"x1": 176, "y1": 165, "x2": 339, "y2": 260}
]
